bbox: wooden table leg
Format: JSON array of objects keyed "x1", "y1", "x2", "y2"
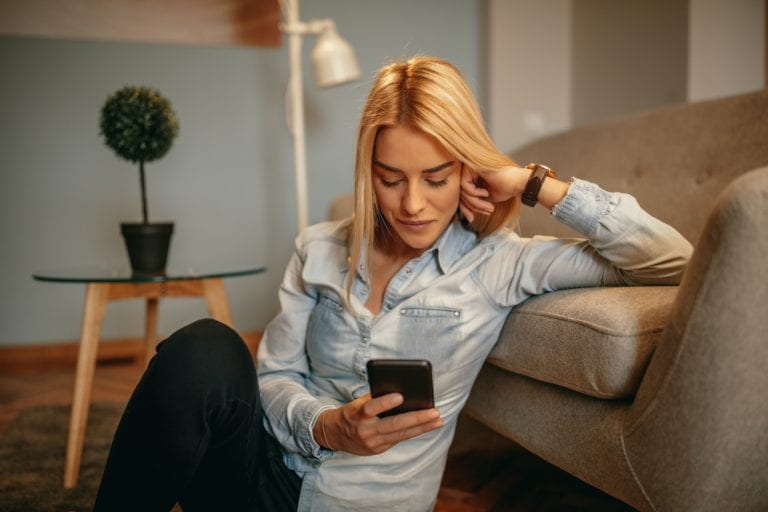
[
  {"x1": 64, "y1": 283, "x2": 108, "y2": 489},
  {"x1": 144, "y1": 297, "x2": 159, "y2": 366},
  {"x1": 202, "y1": 278, "x2": 233, "y2": 326},
  {"x1": 59, "y1": 276, "x2": 243, "y2": 488}
]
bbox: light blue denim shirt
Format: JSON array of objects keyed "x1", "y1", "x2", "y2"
[{"x1": 257, "y1": 179, "x2": 692, "y2": 511}]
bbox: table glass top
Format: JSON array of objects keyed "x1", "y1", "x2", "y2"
[{"x1": 33, "y1": 264, "x2": 266, "y2": 283}]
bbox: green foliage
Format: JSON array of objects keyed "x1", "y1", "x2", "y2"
[{"x1": 99, "y1": 86, "x2": 179, "y2": 164}]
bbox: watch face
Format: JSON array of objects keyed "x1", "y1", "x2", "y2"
[{"x1": 527, "y1": 163, "x2": 556, "y2": 178}]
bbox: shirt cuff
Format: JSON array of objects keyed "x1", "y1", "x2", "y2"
[
  {"x1": 304, "y1": 403, "x2": 336, "y2": 461},
  {"x1": 551, "y1": 178, "x2": 620, "y2": 236}
]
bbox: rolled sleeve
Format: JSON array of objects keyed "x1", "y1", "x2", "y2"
[
  {"x1": 258, "y1": 239, "x2": 328, "y2": 460},
  {"x1": 552, "y1": 178, "x2": 620, "y2": 235},
  {"x1": 552, "y1": 177, "x2": 693, "y2": 285},
  {"x1": 258, "y1": 223, "x2": 351, "y2": 464}
]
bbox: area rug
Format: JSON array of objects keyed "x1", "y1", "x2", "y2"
[
  {"x1": 0, "y1": 404, "x2": 632, "y2": 511},
  {"x1": 0, "y1": 403, "x2": 124, "y2": 512}
]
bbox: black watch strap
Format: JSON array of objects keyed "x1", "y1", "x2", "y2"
[{"x1": 522, "y1": 163, "x2": 556, "y2": 207}]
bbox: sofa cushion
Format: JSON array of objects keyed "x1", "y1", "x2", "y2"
[{"x1": 487, "y1": 286, "x2": 677, "y2": 399}]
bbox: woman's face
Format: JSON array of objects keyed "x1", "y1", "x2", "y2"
[{"x1": 372, "y1": 124, "x2": 461, "y2": 256}]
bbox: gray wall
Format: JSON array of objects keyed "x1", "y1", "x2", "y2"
[
  {"x1": 486, "y1": 0, "x2": 573, "y2": 153},
  {"x1": 0, "y1": 0, "x2": 483, "y2": 346},
  {"x1": 571, "y1": 0, "x2": 688, "y2": 126},
  {"x1": 487, "y1": 0, "x2": 689, "y2": 152},
  {"x1": 688, "y1": 0, "x2": 765, "y2": 101}
]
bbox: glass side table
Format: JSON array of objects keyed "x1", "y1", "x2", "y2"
[{"x1": 33, "y1": 264, "x2": 266, "y2": 489}]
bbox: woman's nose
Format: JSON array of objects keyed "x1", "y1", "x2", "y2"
[{"x1": 403, "y1": 183, "x2": 426, "y2": 214}]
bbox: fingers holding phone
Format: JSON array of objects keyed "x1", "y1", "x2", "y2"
[
  {"x1": 373, "y1": 399, "x2": 444, "y2": 449},
  {"x1": 315, "y1": 393, "x2": 442, "y2": 456},
  {"x1": 313, "y1": 360, "x2": 443, "y2": 456}
]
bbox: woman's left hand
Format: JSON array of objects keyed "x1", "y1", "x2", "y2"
[{"x1": 459, "y1": 165, "x2": 527, "y2": 222}]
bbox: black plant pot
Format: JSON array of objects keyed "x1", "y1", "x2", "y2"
[{"x1": 120, "y1": 222, "x2": 174, "y2": 274}]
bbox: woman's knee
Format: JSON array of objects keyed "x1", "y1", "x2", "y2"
[{"x1": 152, "y1": 318, "x2": 255, "y2": 392}]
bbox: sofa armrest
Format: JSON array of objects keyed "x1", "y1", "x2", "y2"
[
  {"x1": 622, "y1": 166, "x2": 768, "y2": 511},
  {"x1": 489, "y1": 286, "x2": 677, "y2": 400}
]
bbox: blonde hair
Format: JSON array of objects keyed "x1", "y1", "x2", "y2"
[{"x1": 347, "y1": 56, "x2": 518, "y2": 297}]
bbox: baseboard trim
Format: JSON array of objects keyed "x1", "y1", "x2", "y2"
[{"x1": 0, "y1": 330, "x2": 263, "y2": 370}]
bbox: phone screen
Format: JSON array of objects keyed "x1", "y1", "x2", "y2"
[{"x1": 366, "y1": 359, "x2": 434, "y2": 417}]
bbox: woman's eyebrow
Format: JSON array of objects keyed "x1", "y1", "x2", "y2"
[{"x1": 374, "y1": 160, "x2": 455, "y2": 174}]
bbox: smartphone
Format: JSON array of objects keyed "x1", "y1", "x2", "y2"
[{"x1": 366, "y1": 359, "x2": 434, "y2": 417}]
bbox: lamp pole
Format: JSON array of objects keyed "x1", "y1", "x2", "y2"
[
  {"x1": 285, "y1": 0, "x2": 310, "y2": 232},
  {"x1": 281, "y1": 0, "x2": 360, "y2": 233}
]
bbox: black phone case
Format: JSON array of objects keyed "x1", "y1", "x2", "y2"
[{"x1": 366, "y1": 359, "x2": 434, "y2": 417}]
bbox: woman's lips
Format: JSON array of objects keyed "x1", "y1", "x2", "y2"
[{"x1": 398, "y1": 219, "x2": 435, "y2": 232}]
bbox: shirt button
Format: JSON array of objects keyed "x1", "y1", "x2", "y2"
[
  {"x1": 400, "y1": 309, "x2": 407, "y2": 315},
  {"x1": 405, "y1": 268, "x2": 412, "y2": 275},
  {"x1": 454, "y1": 311, "x2": 460, "y2": 317},
  {"x1": 362, "y1": 336, "x2": 369, "y2": 343},
  {"x1": 384, "y1": 304, "x2": 391, "y2": 311}
]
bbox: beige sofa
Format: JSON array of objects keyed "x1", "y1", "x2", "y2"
[{"x1": 330, "y1": 89, "x2": 768, "y2": 511}]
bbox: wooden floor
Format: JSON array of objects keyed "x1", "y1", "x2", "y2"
[{"x1": 0, "y1": 359, "x2": 635, "y2": 511}]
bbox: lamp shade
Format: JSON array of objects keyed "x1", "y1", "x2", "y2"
[{"x1": 311, "y1": 27, "x2": 361, "y2": 88}]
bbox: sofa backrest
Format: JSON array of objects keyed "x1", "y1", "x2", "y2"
[{"x1": 512, "y1": 89, "x2": 768, "y2": 245}]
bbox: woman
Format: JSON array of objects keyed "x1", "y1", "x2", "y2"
[{"x1": 95, "y1": 56, "x2": 692, "y2": 511}]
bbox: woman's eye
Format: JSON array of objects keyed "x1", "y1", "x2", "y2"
[
  {"x1": 379, "y1": 177, "x2": 448, "y2": 188},
  {"x1": 381, "y1": 179, "x2": 402, "y2": 188}
]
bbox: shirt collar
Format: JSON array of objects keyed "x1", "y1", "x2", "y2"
[{"x1": 431, "y1": 216, "x2": 476, "y2": 274}]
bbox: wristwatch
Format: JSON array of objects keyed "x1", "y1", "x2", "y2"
[{"x1": 521, "y1": 163, "x2": 557, "y2": 207}]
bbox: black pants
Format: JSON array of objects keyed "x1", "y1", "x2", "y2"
[{"x1": 93, "y1": 318, "x2": 302, "y2": 511}]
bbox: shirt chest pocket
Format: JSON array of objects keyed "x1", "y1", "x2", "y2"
[
  {"x1": 393, "y1": 306, "x2": 465, "y2": 366},
  {"x1": 306, "y1": 294, "x2": 355, "y2": 371}
]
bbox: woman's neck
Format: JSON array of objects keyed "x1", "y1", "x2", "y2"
[
  {"x1": 374, "y1": 229, "x2": 423, "y2": 263},
  {"x1": 365, "y1": 242, "x2": 418, "y2": 316}
]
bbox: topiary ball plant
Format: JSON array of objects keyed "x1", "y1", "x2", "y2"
[{"x1": 100, "y1": 86, "x2": 179, "y2": 224}]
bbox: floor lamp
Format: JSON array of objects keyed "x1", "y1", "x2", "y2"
[{"x1": 280, "y1": 0, "x2": 361, "y2": 232}]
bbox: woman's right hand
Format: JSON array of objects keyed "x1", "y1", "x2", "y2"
[{"x1": 314, "y1": 393, "x2": 444, "y2": 455}]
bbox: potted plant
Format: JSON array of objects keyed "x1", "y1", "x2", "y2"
[{"x1": 100, "y1": 86, "x2": 180, "y2": 274}]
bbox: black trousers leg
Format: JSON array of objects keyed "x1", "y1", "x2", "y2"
[{"x1": 93, "y1": 318, "x2": 301, "y2": 511}]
